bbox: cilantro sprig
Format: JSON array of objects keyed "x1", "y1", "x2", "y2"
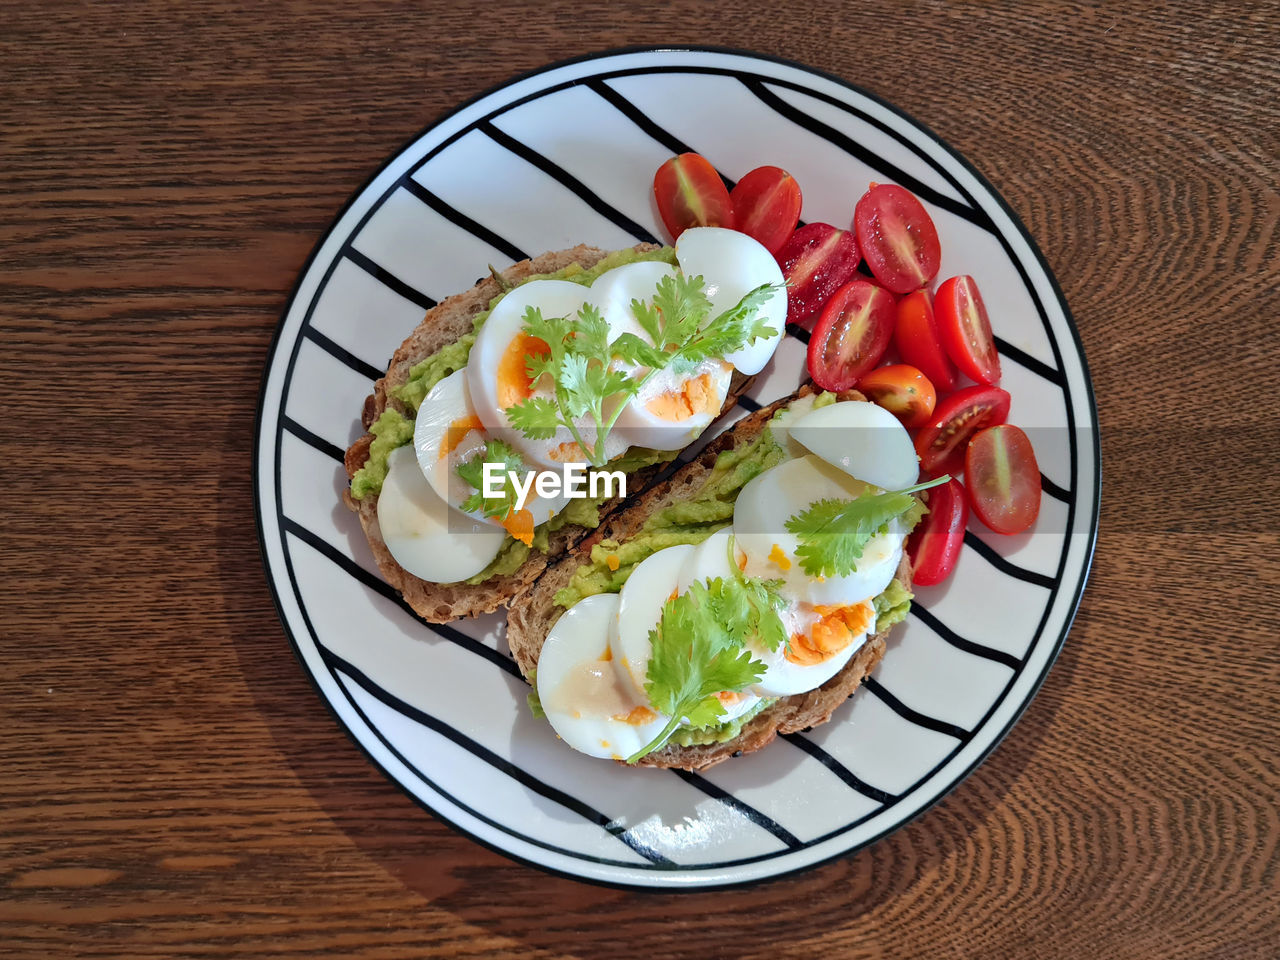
[
  {"x1": 784, "y1": 477, "x2": 949, "y2": 579},
  {"x1": 507, "y1": 274, "x2": 781, "y2": 467},
  {"x1": 455, "y1": 438, "x2": 528, "y2": 519},
  {"x1": 626, "y1": 573, "x2": 785, "y2": 763}
]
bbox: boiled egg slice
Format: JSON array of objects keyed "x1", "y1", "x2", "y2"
[
  {"x1": 675, "y1": 226, "x2": 786, "y2": 375},
  {"x1": 412, "y1": 368, "x2": 569, "y2": 528},
  {"x1": 786, "y1": 400, "x2": 920, "y2": 491},
  {"x1": 733, "y1": 455, "x2": 905, "y2": 606},
  {"x1": 749, "y1": 598, "x2": 876, "y2": 697},
  {"x1": 536, "y1": 592, "x2": 670, "y2": 761},
  {"x1": 612, "y1": 357, "x2": 733, "y2": 451},
  {"x1": 375, "y1": 445, "x2": 507, "y2": 583},
  {"x1": 586, "y1": 259, "x2": 676, "y2": 342},
  {"x1": 614, "y1": 544, "x2": 694, "y2": 701},
  {"x1": 466, "y1": 279, "x2": 628, "y2": 468},
  {"x1": 616, "y1": 540, "x2": 761, "y2": 723},
  {"x1": 596, "y1": 260, "x2": 733, "y2": 451},
  {"x1": 675, "y1": 525, "x2": 738, "y2": 594}
]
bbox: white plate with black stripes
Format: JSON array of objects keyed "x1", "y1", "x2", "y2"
[{"x1": 255, "y1": 47, "x2": 1099, "y2": 889}]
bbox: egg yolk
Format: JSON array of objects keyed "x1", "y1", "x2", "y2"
[
  {"x1": 437, "y1": 414, "x2": 484, "y2": 458},
  {"x1": 497, "y1": 334, "x2": 551, "y2": 408},
  {"x1": 646, "y1": 372, "x2": 721, "y2": 422},
  {"x1": 785, "y1": 603, "x2": 874, "y2": 666},
  {"x1": 768, "y1": 543, "x2": 792, "y2": 571},
  {"x1": 612, "y1": 705, "x2": 658, "y2": 725},
  {"x1": 500, "y1": 508, "x2": 535, "y2": 547}
]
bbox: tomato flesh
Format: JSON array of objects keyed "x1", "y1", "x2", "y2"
[
  {"x1": 907, "y1": 478, "x2": 968, "y2": 585},
  {"x1": 895, "y1": 289, "x2": 958, "y2": 393},
  {"x1": 653, "y1": 153, "x2": 734, "y2": 241},
  {"x1": 858, "y1": 364, "x2": 936, "y2": 429},
  {"x1": 935, "y1": 275, "x2": 1001, "y2": 385},
  {"x1": 965, "y1": 425, "x2": 1041, "y2": 534},
  {"x1": 806, "y1": 280, "x2": 896, "y2": 391},
  {"x1": 853, "y1": 183, "x2": 941, "y2": 294},
  {"x1": 774, "y1": 223, "x2": 861, "y2": 327},
  {"x1": 730, "y1": 165, "x2": 802, "y2": 254},
  {"x1": 914, "y1": 385, "x2": 1011, "y2": 475}
]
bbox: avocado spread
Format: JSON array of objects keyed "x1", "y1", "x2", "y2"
[
  {"x1": 553, "y1": 392, "x2": 839, "y2": 608},
  {"x1": 347, "y1": 246, "x2": 681, "y2": 581},
  {"x1": 540, "y1": 391, "x2": 916, "y2": 745}
]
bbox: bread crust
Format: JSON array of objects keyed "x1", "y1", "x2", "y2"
[
  {"x1": 342, "y1": 243, "x2": 750, "y2": 622},
  {"x1": 505, "y1": 386, "x2": 913, "y2": 772}
]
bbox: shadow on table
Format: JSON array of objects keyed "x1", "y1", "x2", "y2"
[{"x1": 217, "y1": 419, "x2": 1085, "y2": 955}]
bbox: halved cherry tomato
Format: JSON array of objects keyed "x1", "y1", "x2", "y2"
[
  {"x1": 853, "y1": 183, "x2": 941, "y2": 294},
  {"x1": 907, "y1": 478, "x2": 968, "y2": 585},
  {"x1": 774, "y1": 223, "x2": 861, "y2": 327},
  {"x1": 858, "y1": 364, "x2": 936, "y2": 429},
  {"x1": 806, "y1": 280, "x2": 896, "y2": 391},
  {"x1": 653, "y1": 153, "x2": 734, "y2": 241},
  {"x1": 965, "y1": 425, "x2": 1041, "y2": 534},
  {"x1": 729, "y1": 165, "x2": 802, "y2": 254},
  {"x1": 895, "y1": 289, "x2": 958, "y2": 393},
  {"x1": 914, "y1": 385, "x2": 1011, "y2": 475},
  {"x1": 935, "y1": 275, "x2": 1001, "y2": 386}
]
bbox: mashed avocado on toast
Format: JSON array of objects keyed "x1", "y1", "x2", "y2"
[
  {"x1": 347, "y1": 246, "x2": 681, "y2": 583},
  {"x1": 535, "y1": 392, "x2": 914, "y2": 746}
]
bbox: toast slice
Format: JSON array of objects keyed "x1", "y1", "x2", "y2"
[
  {"x1": 506, "y1": 385, "x2": 912, "y2": 772},
  {"x1": 342, "y1": 243, "x2": 751, "y2": 622}
]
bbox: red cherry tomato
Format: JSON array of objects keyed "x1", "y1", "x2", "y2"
[
  {"x1": 774, "y1": 223, "x2": 861, "y2": 327},
  {"x1": 858, "y1": 364, "x2": 936, "y2": 429},
  {"x1": 965, "y1": 425, "x2": 1041, "y2": 534},
  {"x1": 914, "y1": 385, "x2": 1011, "y2": 475},
  {"x1": 806, "y1": 280, "x2": 896, "y2": 391},
  {"x1": 729, "y1": 165, "x2": 803, "y2": 254},
  {"x1": 652, "y1": 153, "x2": 734, "y2": 241},
  {"x1": 895, "y1": 289, "x2": 958, "y2": 393},
  {"x1": 935, "y1": 275, "x2": 1002, "y2": 386},
  {"x1": 907, "y1": 478, "x2": 968, "y2": 585},
  {"x1": 853, "y1": 183, "x2": 941, "y2": 294}
]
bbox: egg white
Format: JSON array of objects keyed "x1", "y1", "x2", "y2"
[
  {"x1": 675, "y1": 226, "x2": 786, "y2": 375},
  {"x1": 536, "y1": 593, "x2": 671, "y2": 761},
  {"x1": 733, "y1": 455, "x2": 905, "y2": 605},
  {"x1": 376, "y1": 445, "x2": 507, "y2": 584},
  {"x1": 787, "y1": 400, "x2": 920, "y2": 491}
]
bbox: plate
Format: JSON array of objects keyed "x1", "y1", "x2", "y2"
[{"x1": 254, "y1": 47, "x2": 1099, "y2": 889}]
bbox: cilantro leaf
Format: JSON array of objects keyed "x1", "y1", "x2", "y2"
[
  {"x1": 626, "y1": 578, "x2": 772, "y2": 763},
  {"x1": 651, "y1": 272, "x2": 710, "y2": 347},
  {"x1": 506, "y1": 272, "x2": 783, "y2": 468},
  {"x1": 456, "y1": 439, "x2": 528, "y2": 519},
  {"x1": 610, "y1": 332, "x2": 667, "y2": 370},
  {"x1": 505, "y1": 396, "x2": 560, "y2": 439},
  {"x1": 784, "y1": 478, "x2": 946, "y2": 578}
]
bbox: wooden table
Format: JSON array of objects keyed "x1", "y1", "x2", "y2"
[{"x1": 4, "y1": 2, "x2": 1276, "y2": 957}]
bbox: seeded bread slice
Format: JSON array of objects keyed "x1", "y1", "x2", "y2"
[
  {"x1": 505, "y1": 385, "x2": 913, "y2": 772},
  {"x1": 342, "y1": 243, "x2": 751, "y2": 623}
]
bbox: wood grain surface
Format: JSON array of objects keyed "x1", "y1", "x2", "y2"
[{"x1": 3, "y1": 1, "x2": 1277, "y2": 957}]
